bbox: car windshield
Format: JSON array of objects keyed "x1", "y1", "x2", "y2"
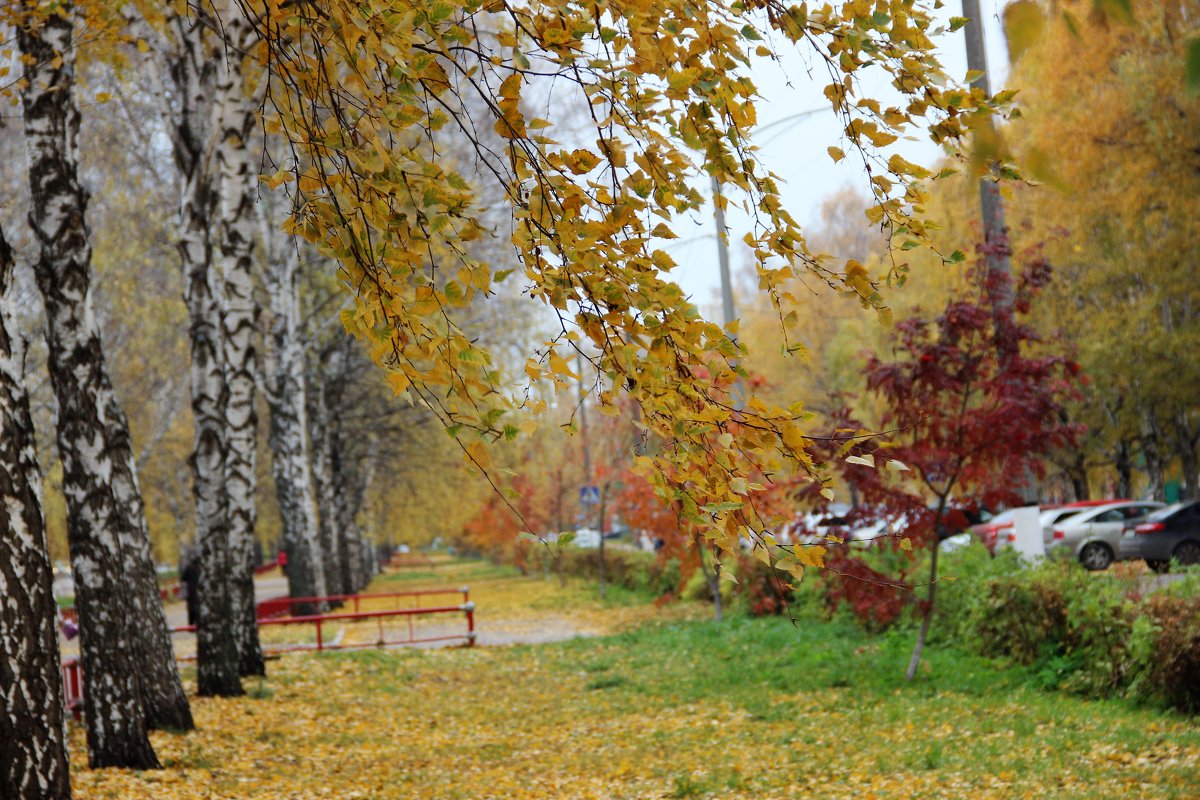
[
  {"x1": 1041, "y1": 508, "x2": 1084, "y2": 525},
  {"x1": 987, "y1": 510, "x2": 1017, "y2": 526},
  {"x1": 1145, "y1": 503, "x2": 1188, "y2": 522}
]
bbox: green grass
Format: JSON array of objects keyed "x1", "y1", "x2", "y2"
[{"x1": 538, "y1": 615, "x2": 1200, "y2": 792}]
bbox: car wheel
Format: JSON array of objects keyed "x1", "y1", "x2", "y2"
[
  {"x1": 1145, "y1": 559, "x2": 1170, "y2": 574},
  {"x1": 1079, "y1": 542, "x2": 1113, "y2": 571},
  {"x1": 1173, "y1": 541, "x2": 1200, "y2": 567}
]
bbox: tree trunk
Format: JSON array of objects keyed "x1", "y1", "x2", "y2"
[
  {"x1": 20, "y1": 6, "x2": 163, "y2": 766},
  {"x1": 1114, "y1": 441, "x2": 1133, "y2": 500},
  {"x1": 1069, "y1": 459, "x2": 1089, "y2": 502},
  {"x1": 214, "y1": 1, "x2": 264, "y2": 678},
  {"x1": 332, "y1": 432, "x2": 364, "y2": 594},
  {"x1": 168, "y1": 8, "x2": 242, "y2": 698},
  {"x1": 0, "y1": 226, "x2": 72, "y2": 800},
  {"x1": 693, "y1": 535, "x2": 723, "y2": 622},
  {"x1": 907, "y1": 497, "x2": 947, "y2": 681},
  {"x1": 352, "y1": 433, "x2": 380, "y2": 589},
  {"x1": 1141, "y1": 412, "x2": 1167, "y2": 502},
  {"x1": 597, "y1": 483, "x2": 607, "y2": 600},
  {"x1": 1174, "y1": 412, "x2": 1199, "y2": 501},
  {"x1": 307, "y1": 373, "x2": 338, "y2": 605},
  {"x1": 266, "y1": 247, "x2": 326, "y2": 616}
]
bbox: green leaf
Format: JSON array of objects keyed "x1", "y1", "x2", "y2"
[
  {"x1": 1092, "y1": 0, "x2": 1133, "y2": 24},
  {"x1": 1187, "y1": 38, "x2": 1200, "y2": 95}
]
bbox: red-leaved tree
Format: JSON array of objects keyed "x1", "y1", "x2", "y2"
[{"x1": 812, "y1": 249, "x2": 1082, "y2": 677}]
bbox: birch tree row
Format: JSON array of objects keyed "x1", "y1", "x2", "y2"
[{"x1": 1, "y1": 2, "x2": 388, "y2": 794}]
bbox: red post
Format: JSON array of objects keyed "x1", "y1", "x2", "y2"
[
  {"x1": 464, "y1": 601, "x2": 476, "y2": 647},
  {"x1": 354, "y1": 596, "x2": 360, "y2": 613},
  {"x1": 316, "y1": 618, "x2": 323, "y2": 652}
]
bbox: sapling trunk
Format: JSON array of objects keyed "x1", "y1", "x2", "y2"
[{"x1": 906, "y1": 497, "x2": 947, "y2": 680}]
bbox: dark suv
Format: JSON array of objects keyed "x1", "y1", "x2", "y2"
[{"x1": 1121, "y1": 501, "x2": 1200, "y2": 573}]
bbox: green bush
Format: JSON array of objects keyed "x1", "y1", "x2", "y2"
[
  {"x1": 1133, "y1": 591, "x2": 1200, "y2": 713},
  {"x1": 939, "y1": 556, "x2": 1138, "y2": 694},
  {"x1": 929, "y1": 548, "x2": 1200, "y2": 711},
  {"x1": 555, "y1": 547, "x2": 682, "y2": 598}
]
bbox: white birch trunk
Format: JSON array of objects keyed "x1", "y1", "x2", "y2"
[
  {"x1": 214, "y1": 0, "x2": 265, "y2": 677},
  {"x1": 167, "y1": 5, "x2": 242, "y2": 697},
  {"x1": 20, "y1": 4, "x2": 165, "y2": 767},
  {"x1": 0, "y1": 226, "x2": 71, "y2": 799},
  {"x1": 310, "y1": 381, "x2": 338, "y2": 592},
  {"x1": 266, "y1": 246, "x2": 327, "y2": 613}
]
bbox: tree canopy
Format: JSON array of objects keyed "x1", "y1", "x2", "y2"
[{"x1": 217, "y1": 0, "x2": 999, "y2": 574}]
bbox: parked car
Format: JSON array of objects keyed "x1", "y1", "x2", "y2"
[
  {"x1": 1039, "y1": 506, "x2": 1090, "y2": 541},
  {"x1": 970, "y1": 509, "x2": 1018, "y2": 554},
  {"x1": 976, "y1": 500, "x2": 1122, "y2": 554},
  {"x1": 1121, "y1": 501, "x2": 1200, "y2": 573},
  {"x1": 1047, "y1": 501, "x2": 1165, "y2": 570}
]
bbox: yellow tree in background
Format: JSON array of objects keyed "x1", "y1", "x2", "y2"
[{"x1": 1006, "y1": 0, "x2": 1200, "y2": 499}]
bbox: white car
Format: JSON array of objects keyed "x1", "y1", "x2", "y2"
[
  {"x1": 1046, "y1": 501, "x2": 1165, "y2": 570},
  {"x1": 1038, "y1": 507, "x2": 1090, "y2": 545}
]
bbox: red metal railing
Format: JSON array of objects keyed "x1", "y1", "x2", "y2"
[
  {"x1": 66, "y1": 588, "x2": 475, "y2": 711},
  {"x1": 62, "y1": 658, "x2": 83, "y2": 719},
  {"x1": 254, "y1": 559, "x2": 281, "y2": 575},
  {"x1": 256, "y1": 586, "x2": 470, "y2": 620},
  {"x1": 173, "y1": 602, "x2": 475, "y2": 655},
  {"x1": 387, "y1": 554, "x2": 437, "y2": 569}
]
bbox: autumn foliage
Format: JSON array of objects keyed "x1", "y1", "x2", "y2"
[{"x1": 809, "y1": 247, "x2": 1082, "y2": 630}]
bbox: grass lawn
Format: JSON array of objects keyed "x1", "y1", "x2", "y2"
[{"x1": 72, "y1": 560, "x2": 1200, "y2": 799}]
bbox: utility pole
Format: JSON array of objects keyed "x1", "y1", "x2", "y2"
[
  {"x1": 962, "y1": 0, "x2": 1034, "y2": 506},
  {"x1": 711, "y1": 175, "x2": 737, "y2": 333},
  {"x1": 576, "y1": 352, "x2": 605, "y2": 597},
  {"x1": 961, "y1": 0, "x2": 1014, "y2": 322},
  {"x1": 576, "y1": 352, "x2": 592, "y2": 482},
  {"x1": 710, "y1": 175, "x2": 745, "y2": 412}
]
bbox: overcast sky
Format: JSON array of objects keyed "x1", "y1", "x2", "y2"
[{"x1": 668, "y1": 0, "x2": 1014, "y2": 314}]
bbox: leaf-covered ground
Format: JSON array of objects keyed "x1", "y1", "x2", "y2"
[{"x1": 73, "y1": 560, "x2": 1200, "y2": 799}]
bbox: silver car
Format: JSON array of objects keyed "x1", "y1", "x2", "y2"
[{"x1": 1046, "y1": 501, "x2": 1165, "y2": 570}]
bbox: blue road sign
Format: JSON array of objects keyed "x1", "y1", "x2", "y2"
[{"x1": 579, "y1": 485, "x2": 601, "y2": 505}]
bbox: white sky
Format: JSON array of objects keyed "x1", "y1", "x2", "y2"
[{"x1": 668, "y1": 0, "x2": 1013, "y2": 315}]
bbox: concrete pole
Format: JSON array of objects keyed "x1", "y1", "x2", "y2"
[
  {"x1": 961, "y1": 0, "x2": 1014, "y2": 322},
  {"x1": 710, "y1": 175, "x2": 745, "y2": 410}
]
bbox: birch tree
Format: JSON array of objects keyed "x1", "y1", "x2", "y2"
[
  {"x1": 18, "y1": 0, "x2": 187, "y2": 766},
  {"x1": 162, "y1": 4, "x2": 243, "y2": 697},
  {"x1": 263, "y1": 219, "x2": 327, "y2": 612},
  {"x1": 212, "y1": 0, "x2": 266, "y2": 679},
  {"x1": 0, "y1": 225, "x2": 71, "y2": 800}
]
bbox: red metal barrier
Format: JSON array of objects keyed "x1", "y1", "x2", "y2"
[
  {"x1": 173, "y1": 602, "x2": 476, "y2": 655},
  {"x1": 387, "y1": 555, "x2": 437, "y2": 569},
  {"x1": 68, "y1": 591, "x2": 477, "y2": 711},
  {"x1": 61, "y1": 658, "x2": 83, "y2": 719},
  {"x1": 256, "y1": 587, "x2": 470, "y2": 620},
  {"x1": 254, "y1": 559, "x2": 281, "y2": 575}
]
